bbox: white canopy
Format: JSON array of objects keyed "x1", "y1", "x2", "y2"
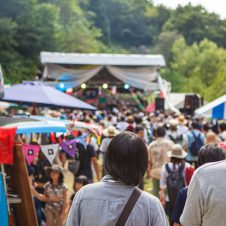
[
  {"x1": 40, "y1": 52, "x2": 165, "y2": 67},
  {"x1": 40, "y1": 52, "x2": 179, "y2": 113}
]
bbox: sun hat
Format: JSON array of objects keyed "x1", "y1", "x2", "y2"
[
  {"x1": 168, "y1": 144, "x2": 187, "y2": 159},
  {"x1": 177, "y1": 115, "x2": 188, "y2": 125},
  {"x1": 169, "y1": 119, "x2": 178, "y2": 127},
  {"x1": 103, "y1": 126, "x2": 119, "y2": 137},
  {"x1": 47, "y1": 164, "x2": 64, "y2": 175}
]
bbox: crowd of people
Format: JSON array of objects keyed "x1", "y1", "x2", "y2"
[{"x1": 13, "y1": 107, "x2": 226, "y2": 226}]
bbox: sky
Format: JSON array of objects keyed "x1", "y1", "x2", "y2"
[{"x1": 153, "y1": 0, "x2": 226, "y2": 19}]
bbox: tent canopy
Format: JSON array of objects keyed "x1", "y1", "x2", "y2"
[
  {"x1": 3, "y1": 81, "x2": 96, "y2": 110},
  {"x1": 40, "y1": 52, "x2": 166, "y2": 92},
  {"x1": 195, "y1": 94, "x2": 226, "y2": 119},
  {"x1": 40, "y1": 52, "x2": 165, "y2": 66},
  {"x1": 40, "y1": 52, "x2": 180, "y2": 113}
]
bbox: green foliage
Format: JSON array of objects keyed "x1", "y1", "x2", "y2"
[
  {"x1": 169, "y1": 38, "x2": 226, "y2": 100},
  {"x1": 0, "y1": 0, "x2": 226, "y2": 102}
]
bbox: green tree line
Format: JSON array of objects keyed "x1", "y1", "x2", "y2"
[{"x1": 0, "y1": 0, "x2": 225, "y2": 100}]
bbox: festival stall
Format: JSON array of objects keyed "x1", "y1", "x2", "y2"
[
  {"x1": 0, "y1": 118, "x2": 67, "y2": 226},
  {"x1": 0, "y1": 117, "x2": 101, "y2": 226}
]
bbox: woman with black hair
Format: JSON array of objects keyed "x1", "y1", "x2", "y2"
[
  {"x1": 67, "y1": 132, "x2": 168, "y2": 226},
  {"x1": 32, "y1": 164, "x2": 68, "y2": 226}
]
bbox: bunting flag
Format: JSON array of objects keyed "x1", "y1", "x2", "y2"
[
  {"x1": 22, "y1": 144, "x2": 40, "y2": 165},
  {"x1": 60, "y1": 139, "x2": 77, "y2": 158},
  {"x1": 0, "y1": 127, "x2": 17, "y2": 165},
  {"x1": 41, "y1": 144, "x2": 59, "y2": 164},
  {"x1": 75, "y1": 132, "x2": 89, "y2": 148}
]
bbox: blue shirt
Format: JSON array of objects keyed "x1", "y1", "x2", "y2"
[
  {"x1": 186, "y1": 130, "x2": 205, "y2": 162},
  {"x1": 66, "y1": 175, "x2": 168, "y2": 226},
  {"x1": 172, "y1": 187, "x2": 187, "y2": 224}
]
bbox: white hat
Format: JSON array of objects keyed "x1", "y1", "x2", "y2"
[
  {"x1": 169, "y1": 119, "x2": 178, "y2": 127},
  {"x1": 103, "y1": 126, "x2": 119, "y2": 137},
  {"x1": 168, "y1": 144, "x2": 187, "y2": 159}
]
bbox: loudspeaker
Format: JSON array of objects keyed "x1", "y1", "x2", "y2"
[
  {"x1": 155, "y1": 98, "x2": 165, "y2": 111},
  {"x1": 184, "y1": 94, "x2": 200, "y2": 115}
]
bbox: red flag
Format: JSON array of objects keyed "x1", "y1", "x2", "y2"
[{"x1": 0, "y1": 127, "x2": 17, "y2": 164}]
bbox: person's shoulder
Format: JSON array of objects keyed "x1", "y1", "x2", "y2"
[
  {"x1": 140, "y1": 190, "x2": 162, "y2": 207},
  {"x1": 195, "y1": 160, "x2": 226, "y2": 177}
]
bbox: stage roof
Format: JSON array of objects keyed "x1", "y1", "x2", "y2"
[{"x1": 40, "y1": 52, "x2": 166, "y2": 67}]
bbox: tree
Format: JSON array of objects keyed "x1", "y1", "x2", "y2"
[
  {"x1": 163, "y1": 4, "x2": 226, "y2": 48},
  {"x1": 168, "y1": 37, "x2": 226, "y2": 100}
]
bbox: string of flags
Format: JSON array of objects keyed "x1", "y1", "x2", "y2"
[{"x1": 22, "y1": 132, "x2": 90, "y2": 165}]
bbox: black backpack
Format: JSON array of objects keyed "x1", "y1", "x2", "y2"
[
  {"x1": 169, "y1": 134, "x2": 183, "y2": 145},
  {"x1": 190, "y1": 132, "x2": 204, "y2": 156},
  {"x1": 166, "y1": 163, "x2": 185, "y2": 207}
]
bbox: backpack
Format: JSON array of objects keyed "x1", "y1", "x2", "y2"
[
  {"x1": 166, "y1": 163, "x2": 185, "y2": 207},
  {"x1": 169, "y1": 134, "x2": 183, "y2": 145},
  {"x1": 219, "y1": 135, "x2": 225, "y2": 142},
  {"x1": 190, "y1": 131, "x2": 204, "y2": 156}
]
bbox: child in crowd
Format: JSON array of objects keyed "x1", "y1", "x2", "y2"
[
  {"x1": 69, "y1": 175, "x2": 88, "y2": 208},
  {"x1": 31, "y1": 165, "x2": 67, "y2": 226}
]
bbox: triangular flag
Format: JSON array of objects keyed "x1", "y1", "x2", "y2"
[
  {"x1": 41, "y1": 144, "x2": 59, "y2": 164},
  {"x1": 75, "y1": 132, "x2": 89, "y2": 148},
  {"x1": 22, "y1": 144, "x2": 40, "y2": 165},
  {"x1": 60, "y1": 139, "x2": 77, "y2": 158}
]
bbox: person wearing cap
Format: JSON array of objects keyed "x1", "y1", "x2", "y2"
[
  {"x1": 177, "y1": 115, "x2": 188, "y2": 135},
  {"x1": 32, "y1": 164, "x2": 68, "y2": 226},
  {"x1": 167, "y1": 119, "x2": 188, "y2": 151},
  {"x1": 159, "y1": 144, "x2": 190, "y2": 226},
  {"x1": 100, "y1": 126, "x2": 119, "y2": 176}
]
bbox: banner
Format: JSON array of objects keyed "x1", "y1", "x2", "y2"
[
  {"x1": 0, "y1": 174, "x2": 8, "y2": 226},
  {"x1": 60, "y1": 139, "x2": 77, "y2": 158},
  {"x1": 22, "y1": 144, "x2": 40, "y2": 165},
  {"x1": 0, "y1": 127, "x2": 17, "y2": 164},
  {"x1": 41, "y1": 144, "x2": 59, "y2": 164}
]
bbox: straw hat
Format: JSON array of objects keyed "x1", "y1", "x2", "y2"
[
  {"x1": 177, "y1": 115, "x2": 187, "y2": 125},
  {"x1": 168, "y1": 144, "x2": 187, "y2": 159},
  {"x1": 103, "y1": 126, "x2": 119, "y2": 137}
]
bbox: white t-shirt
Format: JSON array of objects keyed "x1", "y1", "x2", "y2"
[
  {"x1": 160, "y1": 162, "x2": 191, "y2": 189},
  {"x1": 181, "y1": 160, "x2": 226, "y2": 226}
]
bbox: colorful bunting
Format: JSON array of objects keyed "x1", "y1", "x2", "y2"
[
  {"x1": 0, "y1": 127, "x2": 17, "y2": 165},
  {"x1": 41, "y1": 144, "x2": 59, "y2": 164},
  {"x1": 60, "y1": 139, "x2": 77, "y2": 158},
  {"x1": 22, "y1": 144, "x2": 40, "y2": 165}
]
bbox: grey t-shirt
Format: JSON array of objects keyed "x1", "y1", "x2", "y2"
[
  {"x1": 67, "y1": 175, "x2": 168, "y2": 226},
  {"x1": 180, "y1": 160, "x2": 226, "y2": 226}
]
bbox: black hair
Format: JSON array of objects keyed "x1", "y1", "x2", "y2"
[
  {"x1": 197, "y1": 144, "x2": 225, "y2": 167},
  {"x1": 135, "y1": 125, "x2": 144, "y2": 134},
  {"x1": 155, "y1": 126, "x2": 165, "y2": 137},
  {"x1": 203, "y1": 123, "x2": 210, "y2": 132},
  {"x1": 75, "y1": 175, "x2": 88, "y2": 186},
  {"x1": 192, "y1": 121, "x2": 201, "y2": 130},
  {"x1": 171, "y1": 157, "x2": 184, "y2": 164},
  {"x1": 104, "y1": 132, "x2": 148, "y2": 186},
  {"x1": 50, "y1": 171, "x2": 64, "y2": 185},
  {"x1": 219, "y1": 122, "x2": 226, "y2": 132}
]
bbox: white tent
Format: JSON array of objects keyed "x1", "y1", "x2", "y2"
[
  {"x1": 40, "y1": 52, "x2": 179, "y2": 113},
  {"x1": 195, "y1": 94, "x2": 226, "y2": 119}
]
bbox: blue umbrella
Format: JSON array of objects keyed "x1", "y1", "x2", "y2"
[{"x1": 3, "y1": 81, "x2": 96, "y2": 110}]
